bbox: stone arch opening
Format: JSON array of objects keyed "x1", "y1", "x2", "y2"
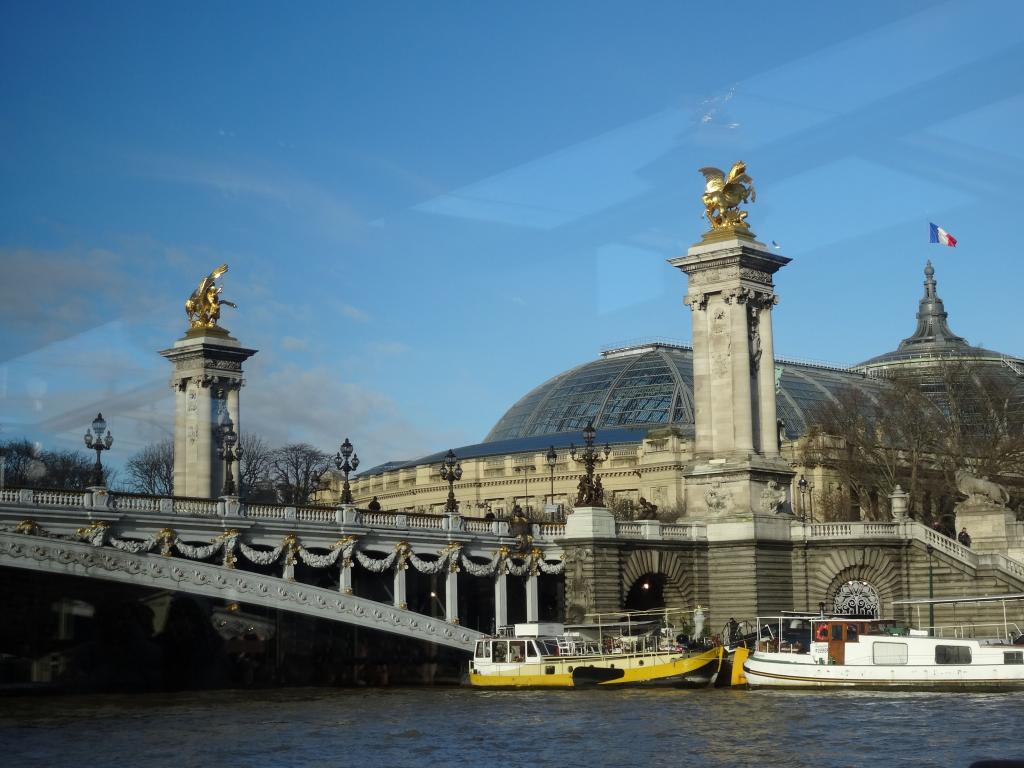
[
  {"x1": 809, "y1": 548, "x2": 901, "y2": 620},
  {"x1": 624, "y1": 572, "x2": 666, "y2": 611},
  {"x1": 620, "y1": 549, "x2": 694, "y2": 611},
  {"x1": 831, "y1": 579, "x2": 881, "y2": 618}
]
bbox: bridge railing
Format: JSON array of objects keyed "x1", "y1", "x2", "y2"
[{"x1": 0, "y1": 486, "x2": 563, "y2": 545}]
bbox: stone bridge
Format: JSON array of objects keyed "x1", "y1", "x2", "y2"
[{"x1": 0, "y1": 486, "x2": 570, "y2": 652}]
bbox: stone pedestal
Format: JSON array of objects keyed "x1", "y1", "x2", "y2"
[
  {"x1": 955, "y1": 498, "x2": 1023, "y2": 556},
  {"x1": 160, "y1": 327, "x2": 257, "y2": 499},
  {"x1": 564, "y1": 506, "x2": 616, "y2": 539},
  {"x1": 684, "y1": 455, "x2": 794, "y2": 521}
]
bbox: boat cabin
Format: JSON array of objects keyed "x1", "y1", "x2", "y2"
[{"x1": 756, "y1": 617, "x2": 912, "y2": 664}]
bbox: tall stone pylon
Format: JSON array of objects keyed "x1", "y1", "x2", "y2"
[
  {"x1": 668, "y1": 164, "x2": 798, "y2": 627},
  {"x1": 160, "y1": 266, "x2": 256, "y2": 498},
  {"x1": 668, "y1": 163, "x2": 794, "y2": 520}
]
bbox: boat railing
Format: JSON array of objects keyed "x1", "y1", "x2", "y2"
[{"x1": 930, "y1": 621, "x2": 1022, "y2": 642}]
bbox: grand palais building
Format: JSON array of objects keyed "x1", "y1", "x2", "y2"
[{"x1": 328, "y1": 261, "x2": 1024, "y2": 524}]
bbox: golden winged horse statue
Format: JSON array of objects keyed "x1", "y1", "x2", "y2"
[
  {"x1": 185, "y1": 264, "x2": 237, "y2": 329},
  {"x1": 699, "y1": 161, "x2": 756, "y2": 231}
]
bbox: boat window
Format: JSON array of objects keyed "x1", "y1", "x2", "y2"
[
  {"x1": 526, "y1": 641, "x2": 540, "y2": 659},
  {"x1": 846, "y1": 624, "x2": 858, "y2": 642},
  {"x1": 537, "y1": 639, "x2": 560, "y2": 656},
  {"x1": 474, "y1": 641, "x2": 490, "y2": 659},
  {"x1": 872, "y1": 642, "x2": 908, "y2": 665},
  {"x1": 509, "y1": 640, "x2": 526, "y2": 663},
  {"x1": 493, "y1": 641, "x2": 508, "y2": 663},
  {"x1": 935, "y1": 645, "x2": 972, "y2": 665},
  {"x1": 831, "y1": 624, "x2": 843, "y2": 641},
  {"x1": 1004, "y1": 651, "x2": 1024, "y2": 665}
]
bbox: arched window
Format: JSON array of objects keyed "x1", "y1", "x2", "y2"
[{"x1": 832, "y1": 580, "x2": 880, "y2": 618}]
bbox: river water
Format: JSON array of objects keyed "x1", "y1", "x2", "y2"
[{"x1": 2, "y1": 687, "x2": 1022, "y2": 767}]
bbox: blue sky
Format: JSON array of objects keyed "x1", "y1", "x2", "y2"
[{"x1": 1, "y1": 0, "x2": 1023, "y2": 470}]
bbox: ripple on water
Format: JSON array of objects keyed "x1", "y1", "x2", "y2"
[{"x1": 2, "y1": 688, "x2": 1024, "y2": 768}]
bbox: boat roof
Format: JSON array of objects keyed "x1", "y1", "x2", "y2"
[
  {"x1": 893, "y1": 593, "x2": 1024, "y2": 606},
  {"x1": 566, "y1": 620, "x2": 658, "y2": 631}
]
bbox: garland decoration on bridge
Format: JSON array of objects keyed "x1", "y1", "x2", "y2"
[
  {"x1": 2, "y1": 519, "x2": 564, "y2": 579},
  {"x1": 407, "y1": 543, "x2": 457, "y2": 575},
  {"x1": 297, "y1": 536, "x2": 357, "y2": 569},
  {"x1": 355, "y1": 548, "x2": 398, "y2": 573}
]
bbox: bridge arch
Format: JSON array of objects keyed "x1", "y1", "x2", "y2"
[
  {"x1": 0, "y1": 532, "x2": 482, "y2": 652},
  {"x1": 620, "y1": 549, "x2": 696, "y2": 611}
]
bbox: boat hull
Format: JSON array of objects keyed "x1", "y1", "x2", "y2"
[
  {"x1": 743, "y1": 654, "x2": 1024, "y2": 690},
  {"x1": 469, "y1": 646, "x2": 723, "y2": 689}
]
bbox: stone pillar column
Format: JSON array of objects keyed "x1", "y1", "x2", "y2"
[
  {"x1": 670, "y1": 233, "x2": 789, "y2": 460},
  {"x1": 525, "y1": 573, "x2": 539, "y2": 622},
  {"x1": 670, "y1": 231, "x2": 794, "y2": 520},
  {"x1": 445, "y1": 566, "x2": 459, "y2": 624},
  {"x1": 393, "y1": 566, "x2": 407, "y2": 610},
  {"x1": 494, "y1": 571, "x2": 508, "y2": 631},
  {"x1": 755, "y1": 298, "x2": 780, "y2": 456},
  {"x1": 161, "y1": 328, "x2": 256, "y2": 499},
  {"x1": 339, "y1": 560, "x2": 353, "y2": 594},
  {"x1": 728, "y1": 290, "x2": 754, "y2": 454},
  {"x1": 686, "y1": 293, "x2": 714, "y2": 455}
]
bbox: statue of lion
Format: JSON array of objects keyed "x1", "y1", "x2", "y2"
[{"x1": 955, "y1": 469, "x2": 1010, "y2": 506}]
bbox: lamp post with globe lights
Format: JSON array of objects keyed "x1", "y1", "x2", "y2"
[
  {"x1": 334, "y1": 438, "x2": 360, "y2": 504},
  {"x1": 546, "y1": 445, "x2": 558, "y2": 509},
  {"x1": 83, "y1": 413, "x2": 113, "y2": 487},
  {"x1": 439, "y1": 449, "x2": 462, "y2": 515},
  {"x1": 218, "y1": 416, "x2": 243, "y2": 496},
  {"x1": 569, "y1": 421, "x2": 611, "y2": 507}
]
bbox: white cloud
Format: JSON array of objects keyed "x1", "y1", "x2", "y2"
[
  {"x1": 339, "y1": 303, "x2": 370, "y2": 323},
  {"x1": 242, "y1": 365, "x2": 434, "y2": 467},
  {"x1": 281, "y1": 336, "x2": 309, "y2": 351}
]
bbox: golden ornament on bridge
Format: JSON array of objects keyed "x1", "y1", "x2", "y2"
[
  {"x1": 699, "y1": 161, "x2": 756, "y2": 232},
  {"x1": 185, "y1": 263, "x2": 236, "y2": 329}
]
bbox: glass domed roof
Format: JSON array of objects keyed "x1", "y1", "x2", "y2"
[{"x1": 484, "y1": 341, "x2": 888, "y2": 443}]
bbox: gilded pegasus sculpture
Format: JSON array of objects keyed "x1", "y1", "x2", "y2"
[
  {"x1": 185, "y1": 264, "x2": 236, "y2": 329},
  {"x1": 699, "y1": 161, "x2": 756, "y2": 231}
]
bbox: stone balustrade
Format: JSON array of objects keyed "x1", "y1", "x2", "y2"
[{"x1": 1, "y1": 487, "x2": 1021, "y2": 585}]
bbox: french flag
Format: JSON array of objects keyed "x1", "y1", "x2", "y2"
[{"x1": 929, "y1": 222, "x2": 957, "y2": 247}]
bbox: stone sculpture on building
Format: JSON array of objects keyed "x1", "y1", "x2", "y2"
[
  {"x1": 955, "y1": 469, "x2": 1011, "y2": 507},
  {"x1": 759, "y1": 480, "x2": 788, "y2": 514}
]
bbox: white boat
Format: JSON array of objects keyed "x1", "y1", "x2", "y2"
[
  {"x1": 742, "y1": 595, "x2": 1024, "y2": 690},
  {"x1": 469, "y1": 609, "x2": 724, "y2": 688}
]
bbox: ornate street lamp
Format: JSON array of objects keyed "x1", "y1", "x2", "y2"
[
  {"x1": 334, "y1": 438, "x2": 360, "y2": 504},
  {"x1": 546, "y1": 445, "x2": 557, "y2": 508},
  {"x1": 83, "y1": 413, "x2": 113, "y2": 487},
  {"x1": 218, "y1": 416, "x2": 243, "y2": 496},
  {"x1": 569, "y1": 421, "x2": 611, "y2": 508},
  {"x1": 798, "y1": 474, "x2": 814, "y2": 524},
  {"x1": 439, "y1": 449, "x2": 462, "y2": 515}
]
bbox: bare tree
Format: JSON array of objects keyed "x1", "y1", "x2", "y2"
[
  {"x1": 802, "y1": 360, "x2": 1024, "y2": 521},
  {"x1": 238, "y1": 432, "x2": 274, "y2": 499},
  {"x1": 801, "y1": 380, "x2": 942, "y2": 521},
  {"x1": 124, "y1": 438, "x2": 174, "y2": 495},
  {"x1": 0, "y1": 439, "x2": 113, "y2": 490},
  {"x1": 931, "y1": 359, "x2": 1024, "y2": 488},
  {"x1": 270, "y1": 443, "x2": 330, "y2": 504}
]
